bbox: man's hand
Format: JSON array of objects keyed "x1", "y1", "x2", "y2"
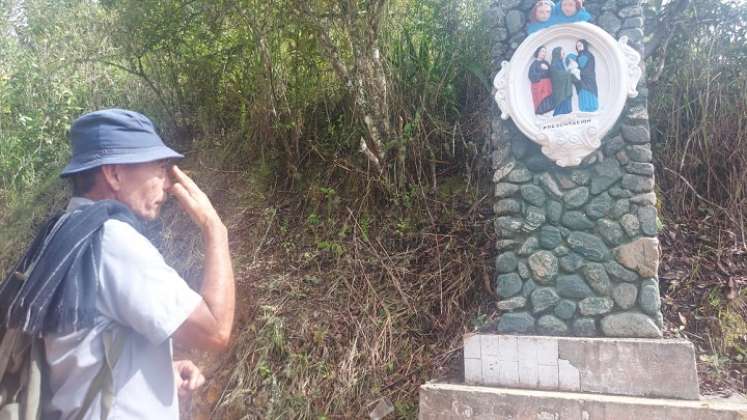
[
  {"x1": 167, "y1": 165, "x2": 224, "y2": 232},
  {"x1": 173, "y1": 359, "x2": 206, "y2": 397},
  {"x1": 169, "y1": 164, "x2": 235, "y2": 352}
]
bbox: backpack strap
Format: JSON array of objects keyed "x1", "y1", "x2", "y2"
[
  {"x1": 19, "y1": 338, "x2": 44, "y2": 420},
  {"x1": 0, "y1": 329, "x2": 24, "y2": 380},
  {"x1": 74, "y1": 327, "x2": 126, "y2": 420},
  {"x1": 0, "y1": 331, "x2": 41, "y2": 420}
]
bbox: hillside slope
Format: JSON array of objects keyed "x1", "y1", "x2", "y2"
[{"x1": 163, "y1": 160, "x2": 745, "y2": 419}]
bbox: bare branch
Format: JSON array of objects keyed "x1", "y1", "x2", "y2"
[
  {"x1": 367, "y1": 0, "x2": 387, "y2": 51},
  {"x1": 360, "y1": 136, "x2": 383, "y2": 173},
  {"x1": 644, "y1": 0, "x2": 691, "y2": 59}
]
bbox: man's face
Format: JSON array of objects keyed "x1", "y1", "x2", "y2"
[
  {"x1": 576, "y1": 41, "x2": 584, "y2": 52},
  {"x1": 114, "y1": 160, "x2": 172, "y2": 220}
]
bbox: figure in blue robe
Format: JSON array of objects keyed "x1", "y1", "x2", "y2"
[
  {"x1": 527, "y1": 19, "x2": 554, "y2": 34},
  {"x1": 551, "y1": 0, "x2": 592, "y2": 25},
  {"x1": 573, "y1": 39, "x2": 598, "y2": 112}
]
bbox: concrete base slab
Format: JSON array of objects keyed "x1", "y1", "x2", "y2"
[
  {"x1": 464, "y1": 334, "x2": 700, "y2": 400},
  {"x1": 419, "y1": 382, "x2": 747, "y2": 420}
]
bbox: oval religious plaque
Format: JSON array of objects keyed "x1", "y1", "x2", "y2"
[{"x1": 493, "y1": 20, "x2": 642, "y2": 167}]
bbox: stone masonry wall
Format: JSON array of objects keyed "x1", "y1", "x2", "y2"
[{"x1": 488, "y1": 0, "x2": 663, "y2": 337}]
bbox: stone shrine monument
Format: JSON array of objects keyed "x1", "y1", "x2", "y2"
[
  {"x1": 490, "y1": 11, "x2": 658, "y2": 340},
  {"x1": 419, "y1": 0, "x2": 747, "y2": 417}
]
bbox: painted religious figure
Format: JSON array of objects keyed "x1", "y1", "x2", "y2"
[
  {"x1": 528, "y1": 0, "x2": 592, "y2": 34},
  {"x1": 571, "y1": 39, "x2": 598, "y2": 111},
  {"x1": 527, "y1": 0, "x2": 555, "y2": 34},
  {"x1": 549, "y1": 47, "x2": 575, "y2": 115},
  {"x1": 554, "y1": 0, "x2": 592, "y2": 24},
  {"x1": 528, "y1": 46, "x2": 554, "y2": 114},
  {"x1": 527, "y1": 39, "x2": 598, "y2": 115},
  {"x1": 526, "y1": 0, "x2": 596, "y2": 115}
]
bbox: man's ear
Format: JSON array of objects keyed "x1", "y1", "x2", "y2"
[{"x1": 100, "y1": 165, "x2": 122, "y2": 192}]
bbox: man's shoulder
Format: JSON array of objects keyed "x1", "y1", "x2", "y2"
[
  {"x1": 102, "y1": 218, "x2": 149, "y2": 244},
  {"x1": 100, "y1": 219, "x2": 163, "y2": 262}
]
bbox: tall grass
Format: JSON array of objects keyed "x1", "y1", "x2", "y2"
[
  {"x1": 650, "y1": 0, "x2": 747, "y2": 237},
  {"x1": 648, "y1": 0, "x2": 747, "y2": 390}
]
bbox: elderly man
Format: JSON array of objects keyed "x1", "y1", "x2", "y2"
[{"x1": 3, "y1": 109, "x2": 235, "y2": 419}]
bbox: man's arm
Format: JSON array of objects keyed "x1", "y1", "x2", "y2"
[{"x1": 168, "y1": 165, "x2": 235, "y2": 351}]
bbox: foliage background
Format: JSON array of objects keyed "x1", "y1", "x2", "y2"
[{"x1": 1, "y1": 0, "x2": 746, "y2": 417}]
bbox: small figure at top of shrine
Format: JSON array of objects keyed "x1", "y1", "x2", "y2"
[
  {"x1": 553, "y1": 0, "x2": 592, "y2": 24},
  {"x1": 527, "y1": 0, "x2": 592, "y2": 34},
  {"x1": 527, "y1": 0, "x2": 555, "y2": 34}
]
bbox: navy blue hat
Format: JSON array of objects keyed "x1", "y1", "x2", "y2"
[{"x1": 60, "y1": 108, "x2": 183, "y2": 177}]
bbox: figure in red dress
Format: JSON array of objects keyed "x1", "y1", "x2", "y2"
[{"x1": 528, "y1": 45, "x2": 554, "y2": 115}]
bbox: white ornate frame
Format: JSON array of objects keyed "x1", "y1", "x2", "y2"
[{"x1": 493, "y1": 22, "x2": 642, "y2": 167}]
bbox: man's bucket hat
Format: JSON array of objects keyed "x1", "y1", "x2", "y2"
[{"x1": 60, "y1": 108, "x2": 183, "y2": 177}]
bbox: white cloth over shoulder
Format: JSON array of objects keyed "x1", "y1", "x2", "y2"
[{"x1": 42, "y1": 197, "x2": 202, "y2": 420}]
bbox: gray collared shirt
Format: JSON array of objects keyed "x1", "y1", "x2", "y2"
[{"x1": 42, "y1": 197, "x2": 201, "y2": 420}]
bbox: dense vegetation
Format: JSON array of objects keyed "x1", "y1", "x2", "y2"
[{"x1": 1, "y1": 0, "x2": 745, "y2": 417}]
